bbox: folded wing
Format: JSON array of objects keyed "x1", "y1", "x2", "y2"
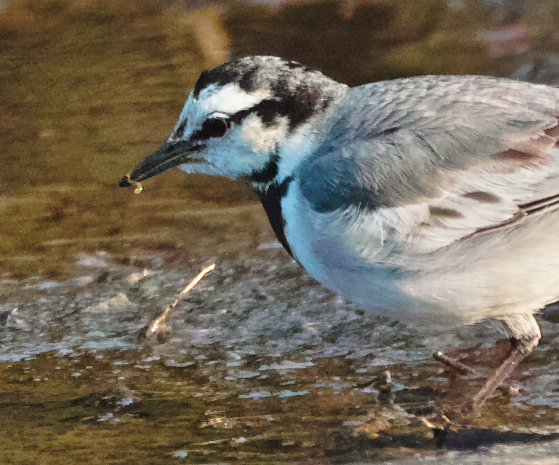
[{"x1": 298, "y1": 76, "x2": 559, "y2": 254}]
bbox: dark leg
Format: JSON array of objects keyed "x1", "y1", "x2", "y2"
[
  {"x1": 472, "y1": 335, "x2": 538, "y2": 408},
  {"x1": 433, "y1": 314, "x2": 541, "y2": 408},
  {"x1": 472, "y1": 313, "x2": 541, "y2": 408}
]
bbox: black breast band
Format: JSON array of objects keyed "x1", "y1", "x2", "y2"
[{"x1": 257, "y1": 176, "x2": 294, "y2": 258}]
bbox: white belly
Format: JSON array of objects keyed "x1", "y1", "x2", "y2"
[{"x1": 282, "y1": 182, "x2": 559, "y2": 325}]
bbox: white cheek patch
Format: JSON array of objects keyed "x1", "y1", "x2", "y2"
[
  {"x1": 198, "y1": 84, "x2": 271, "y2": 116},
  {"x1": 204, "y1": 132, "x2": 264, "y2": 178},
  {"x1": 240, "y1": 115, "x2": 289, "y2": 153}
]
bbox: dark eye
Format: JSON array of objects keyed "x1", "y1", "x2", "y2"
[{"x1": 200, "y1": 117, "x2": 230, "y2": 139}]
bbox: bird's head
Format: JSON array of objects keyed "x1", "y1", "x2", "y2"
[{"x1": 127, "y1": 56, "x2": 347, "y2": 188}]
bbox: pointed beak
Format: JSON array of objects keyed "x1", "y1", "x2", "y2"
[{"x1": 126, "y1": 139, "x2": 206, "y2": 183}]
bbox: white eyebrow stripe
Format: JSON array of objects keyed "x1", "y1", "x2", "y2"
[{"x1": 198, "y1": 84, "x2": 271, "y2": 116}]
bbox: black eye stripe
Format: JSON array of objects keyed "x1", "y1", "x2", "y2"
[
  {"x1": 229, "y1": 99, "x2": 285, "y2": 127},
  {"x1": 190, "y1": 99, "x2": 288, "y2": 142}
]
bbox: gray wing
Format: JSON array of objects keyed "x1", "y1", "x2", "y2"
[{"x1": 298, "y1": 75, "x2": 559, "y2": 252}]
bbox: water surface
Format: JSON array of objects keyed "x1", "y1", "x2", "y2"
[{"x1": 3, "y1": 1, "x2": 559, "y2": 463}]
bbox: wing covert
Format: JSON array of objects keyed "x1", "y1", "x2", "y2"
[{"x1": 298, "y1": 76, "x2": 559, "y2": 253}]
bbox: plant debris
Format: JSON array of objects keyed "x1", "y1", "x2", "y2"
[
  {"x1": 119, "y1": 175, "x2": 143, "y2": 194},
  {"x1": 147, "y1": 263, "x2": 216, "y2": 336}
]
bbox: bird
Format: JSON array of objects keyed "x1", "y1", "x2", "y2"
[{"x1": 121, "y1": 55, "x2": 559, "y2": 408}]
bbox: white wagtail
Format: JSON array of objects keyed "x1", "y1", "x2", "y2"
[{"x1": 121, "y1": 56, "x2": 559, "y2": 407}]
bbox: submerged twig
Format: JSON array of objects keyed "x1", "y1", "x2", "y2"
[
  {"x1": 147, "y1": 263, "x2": 216, "y2": 336},
  {"x1": 433, "y1": 351, "x2": 478, "y2": 376}
]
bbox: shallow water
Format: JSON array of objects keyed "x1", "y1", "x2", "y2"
[
  {"x1": 3, "y1": 1, "x2": 559, "y2": 463},
  {"x1": 5, "y1": 244, "x2": 559, "y2": 463}
]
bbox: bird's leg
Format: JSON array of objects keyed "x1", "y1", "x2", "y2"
[
  {"x1": 472, "y1": 334, "x2": 539, "y2": 408},
  {"x1": 432, "y1": 314, "x2": 540, "y2": 409}
]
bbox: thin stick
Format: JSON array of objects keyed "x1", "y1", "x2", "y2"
[
  {"x1": 433, "y1": 351, "x2": 478, "y2": 376},
  {"x1": 147, "y1": 263, "x2": 216, "y2": 335}
]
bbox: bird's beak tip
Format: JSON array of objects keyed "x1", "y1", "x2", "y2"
[{"x1": 120, "y1": 139, "x2": 203, "y2": 188}]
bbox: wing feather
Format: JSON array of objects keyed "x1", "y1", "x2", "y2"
[{"x1": 298, "y1": 76, "x2": 559, "y2": 254}]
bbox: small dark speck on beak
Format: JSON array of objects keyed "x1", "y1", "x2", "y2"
[{"x1": 119, "y1": 175, "x2": 132, "y2": 188}]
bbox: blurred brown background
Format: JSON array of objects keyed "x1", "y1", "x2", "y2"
[
  {"x1": 1, "y1": 0, "x2": 558, "y2": 278},
  {"x1": 2, "y1": 3, "x2": 559, "y2": 463}
]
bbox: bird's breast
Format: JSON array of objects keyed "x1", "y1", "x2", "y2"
[
  {"x1": 280, "y1": 182, "x2": 331, "y2": 280},
  {"x1": 279, "y1": 182, "x2": 559, "y2": 324},
  {"x1": 279, "y1": 182, "x2": 419, "y2": 312}
]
